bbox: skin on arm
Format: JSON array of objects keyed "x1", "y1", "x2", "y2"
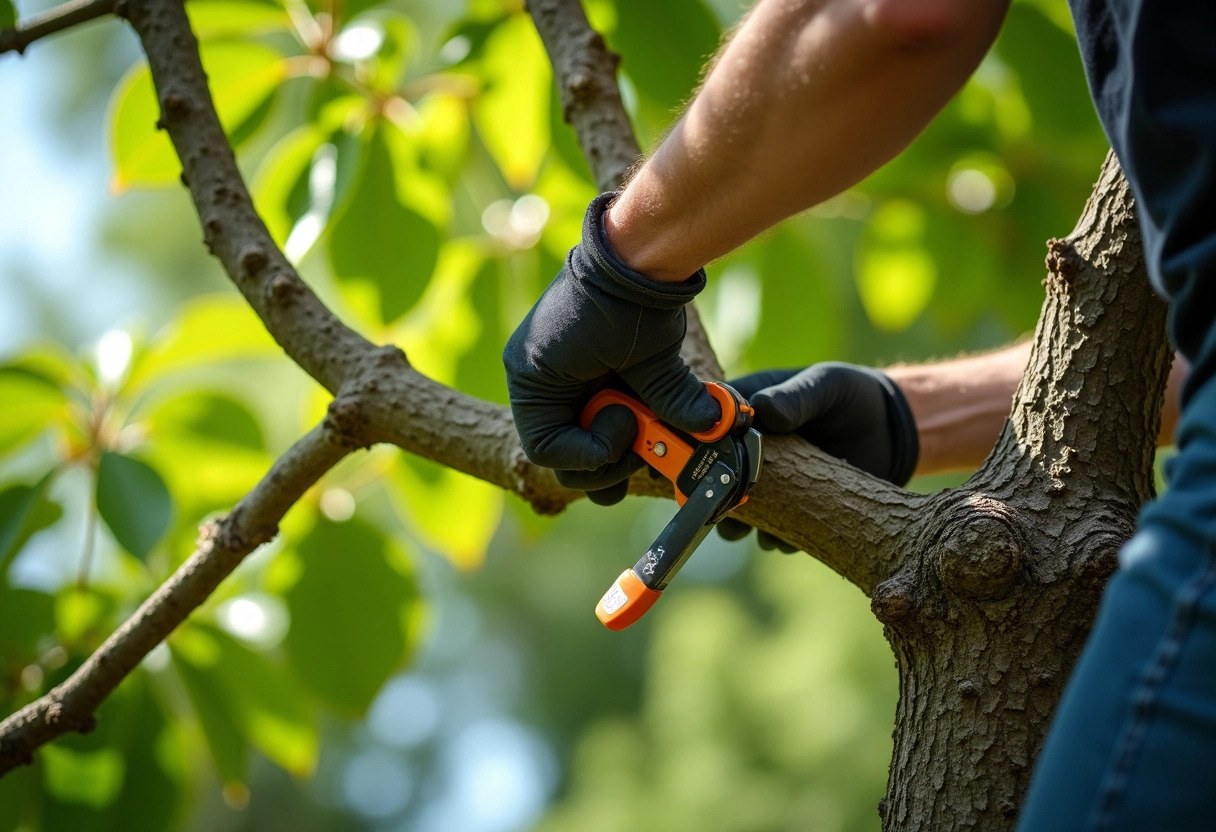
[
  {"x1": 605, "y1": 0, "x2": 1013, "y2": 282},
  {"x1": 888, "y1": 343, "x2": 1186, "y2": 476}
]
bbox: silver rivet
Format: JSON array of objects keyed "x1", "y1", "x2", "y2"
[
  {"x1": 705, "y1": 490, "x2": 714, "y2": 498},
  {"x1": 654, "y1": 442, "x2": 667, "y2": 457},
  {"x1": 719, "y1": 474, "x2": 730, "y2": 484}
]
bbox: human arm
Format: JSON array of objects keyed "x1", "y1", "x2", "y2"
[
  {"x1": 606, "y1": 0, "x2": 1013, "y2": 281},
  {"x1": 889, "y1": 342, "x2": 1185, "y2": 476},
  {"x1": 505, "y1": 0, "x2": 1013, "y2": 479}
]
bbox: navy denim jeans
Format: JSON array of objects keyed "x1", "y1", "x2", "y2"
[{"x1": 1017, "y1": 0, "x2": 1216, "y2": 827}]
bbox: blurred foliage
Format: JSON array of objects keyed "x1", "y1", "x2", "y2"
[{"x1": 0, "y1": 0, "x2": 1110, "y2": 829}]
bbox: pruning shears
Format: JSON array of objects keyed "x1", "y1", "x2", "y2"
[{"x1": 580, "y1": 382, "x2": 763, "y2": 630}]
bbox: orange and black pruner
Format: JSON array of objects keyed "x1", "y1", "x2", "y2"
[{"x1": 580, "y1": 382, "x2": 762, "y2": 631}]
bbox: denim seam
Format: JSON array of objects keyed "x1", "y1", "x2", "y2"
[{"x1": 1086, "y1": 547, "x2": 1216, "y2": 831}]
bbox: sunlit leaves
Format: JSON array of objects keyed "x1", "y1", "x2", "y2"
[
  {"x1": 96, "y1": 452, "x2": 173, "y2": 560},
  {"x1": 283, "y1": 517, "x2": 420, "y2": 714},
  {"x1": 0, "y1": 0, "x2": 14, "y2": 29},
  {"x1": 170, "y1": 623, "x2": 318, "y2": 780},
  {"x1": 473, "y1": 14, "x2": 551, "y2": 189},
  {"x1": 186, "y1": 0, "x2": 291, "y2": 39},
  {"x1": 109, "y1": 42, "x2": 287, "y2": 192},
  {"x1": 608, "y1": 0, "x2": 719, "y2": 112},
  {"x1": 0, "y1": 587, "x2": 54, "y2": 664},
  {"x1": 855, "y1": 201, "x2": 937, "y2": 333},
  {"x1": 328, "y1": 125, "x2": 443, "y2": 324},
  {"x1": 0, "y1": 367, "x2": 68, "y2": 455},
  {"x1": 41, "y1": 746, "x2": 126, "y2": 810},
  {"x1": 253, "y1": 125, "x2": 329, "y2": 249},
  {"x1": 126, "y1": 294, "x2": 280, "y2": 391},
  {"x1": 390, "y1": 457, "x2": 502, "y2": 571}
]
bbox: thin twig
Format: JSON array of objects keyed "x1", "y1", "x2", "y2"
[
  {"x1": 0, "y1": 418, "x2": 352, "y2": 775},
  {"x1": 0, "y1": 0, "x2": 117, "y2": 56}
]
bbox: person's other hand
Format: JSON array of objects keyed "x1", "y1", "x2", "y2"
[
  {"x1": 503, "y1": 193, "x2": 721, "y2": 506},
  {"x1": 716, "y1": 362, "x2": 919, "y2": 552}
]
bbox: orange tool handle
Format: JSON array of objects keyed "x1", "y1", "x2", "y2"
[
  {"x1": 579, "y1": 383, "x2": 752, "y2": 499},
  {"x1": 595, "y1": 569, "x2": 661, "y2": 630}
]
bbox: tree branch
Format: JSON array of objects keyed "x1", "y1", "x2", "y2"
[
  {"x1": 0, "y1": 0, "x2": 116, "y2": 56},
  {"x1": 0, "y1": 417, "x2": 353, "y2": 775},
  {"x1": 0, "y1": 0, "x2": 918, "y2": 772}
]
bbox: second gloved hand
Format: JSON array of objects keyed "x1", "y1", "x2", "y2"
[
  {"x1": 717, "y1": 362, "x2": 919, "y2": 552},
  {"x1": 503, "y1": 193, "x2": 722, "y2": 505}
]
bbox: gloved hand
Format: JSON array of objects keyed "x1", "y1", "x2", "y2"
[
  {"x1": 716, "y1": 362, "x2": 919, "y2": 552},
  {"x1": 503, "y1": 193, "x2": 721, "y2": 506}
]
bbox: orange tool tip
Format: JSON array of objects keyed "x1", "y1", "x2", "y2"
[{"x1": 595, "y1": 569, "x2": 661, "y2": 630}]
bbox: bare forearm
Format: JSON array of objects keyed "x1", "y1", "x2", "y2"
[
  {"x1": 606, "y1": 0, "x2": 1011, "y2": 282},
  {"x1": 888, "y1": 343, "x2": 1185, "y2": 476}
]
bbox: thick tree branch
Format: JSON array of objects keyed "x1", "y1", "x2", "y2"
[
  {"x1": 0, "y1": 0, "x2": 115, "y2": 56},
  {"x1": 0, "y1": 418, "x2": 352, "y2": 775}
]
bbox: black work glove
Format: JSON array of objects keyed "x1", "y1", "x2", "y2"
[
  {"x1": 716, "y1": 363, "x2": 918, "y2": 552},
  {"x1": 503, "y1": 193, "x2": 721, "y2": 506}
]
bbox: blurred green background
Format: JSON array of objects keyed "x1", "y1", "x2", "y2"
[{"x1": 0, "y1": 0, "x2": 1109, "y2": 829}]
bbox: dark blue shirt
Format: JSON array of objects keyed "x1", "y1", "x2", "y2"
[{"x1": 1068, "y1": 0, "x2": 1216, "y2": 403}]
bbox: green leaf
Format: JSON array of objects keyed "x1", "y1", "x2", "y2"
[
  {"x1": 186, "y1": 0, "x2": 291, "y2": 39},
  {"x1": 252, "y1": 124, "x2": 327, "y2": 249},
  {"x1": 96, "y1": 452, "x2": 173, "y2": 560},
  {"x1": 0, "y1": 587, "x2": 54, "y2": 663},
  {"x1": 609, "y1": 0, "x2": 720, "y2": 110},
  {"x1": 194, "y1": 623, "x2": 318, "y2": 776},
  {"x1": 329, "y1": 125, "x2": 442, "y2": 324},
  {"x1": 0, "y1": 368, "x2": 68, "y2": 456},
  {"x1": 854, "y1": 201, "x2": 937, "y2": 333},
  {"x1": 41, "y1": 746, "x2": 125, "y2": 810},
  {"x1": 473, "y1": 13, "x2": 551, "y2": 188},
  {"x1": 0, "y1": 0, "x2": 14, "y2": 29},
  {"x1": 55, "y1": 587, "x2": 117, "y2": 646},
  {"x1": 389, "y1": 456, "x2": 502, "y2": 572},
  {"x1": 0, "y1": 471, "x2": 62, "y2": 582},
  {"x1": 284, "y1": 517, "x2": 420, "y2": 714},
  {"x1": 125, "y1": 294, "x2": 280, "y2": 391},
  {"x1": 169, "y1": 629, "x2": 248, "y2": 783},
  {"x1": 109, "y1": 41, "x2": 287, "y2": 192},
  {"x1": 145, "y1": 392, "x2": 270, "y2": 511}
]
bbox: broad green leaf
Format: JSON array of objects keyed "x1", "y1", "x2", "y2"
[
  {"x1": 473, "y1": 14, "x2": 550, "y2": 188},
  {"x1": 0, "y1": 763, "x2": 33, "y2": 831},
  {"x1": 349, "y1": 11, "x2": 419, "y2": 94},
  {"x1": 191, "y1": 623, "x2": 318, "y2": 776},
  {"x1": 284, "y1": 517, "x2": 420, "y2": 714},
  {"x1": 252, "y1": 124, "x2": 327, "y2": 249},
  {"x1": 126, "y1": 294, "x2": 279, "y2": 391},
  {"x1": 41, "y1": 746, "x2": 125, "y2": 810},
  {"x1": 0, "y1": 471, "x2": 62, "y2": 581},
  {"x1": 392, "y1": 238, "x2": 483, "y2": 385},
  {"x1": 55, "y1": 587, "x2": 117, "y2": 645},
  {"x1": 390, "y1": 457, "x2": 502, "y2": 571},
  {"x1": 329, "y1": 125, "x2": 442, "y2": 324},
  {"x1": 102, "y1": 675, "x2": 183, "y2": 832},
  {"x1": 96, "y1": 452, "x2": 173, "y2": 560},
  {"x1": 609, "y1": 0, "x2": 719, "y2": 110},
  {"x1": 0, "y1": 369, "x2": 68, "y2": 455},
  {"x1": 146, "y1": 393, "x2": 270, "y2": 510},
  {"x1": 170, "y1": 629, "x2": 248, "y2": 782},
  {"x1": 855, "y1": 201, "x2": 937, "y2": 333},
  {"x1": 109, "y1": 42, "x2": 287, "y2": 192},
  {"x1": 0, "y1": 587, "x2": 54, "y2": 662},
  {"x1": 0, "y1": 0, "x2": 13, "y2": 29},
  {"x1": 414, "y1": 93, "x2": 471, "y2": 180},
  {"x1": 186, "y1": 0, "x2": 291, "y2": 38}
]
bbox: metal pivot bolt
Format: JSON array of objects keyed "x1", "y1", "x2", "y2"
[
  {"x1": 653, "y1": 442, "x2": 667, "y2": 457},
  {"x1": 719, "y1": 474, "x2": 730, "y2": 484}
]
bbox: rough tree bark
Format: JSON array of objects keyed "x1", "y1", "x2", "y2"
[{"x1": 0, "y1": 2, "x2": 1173, "y2": 830}]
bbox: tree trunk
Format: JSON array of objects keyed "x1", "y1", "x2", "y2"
[{"x1": 875, "y1": 155, "x2": 1171, "y2": 830}]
